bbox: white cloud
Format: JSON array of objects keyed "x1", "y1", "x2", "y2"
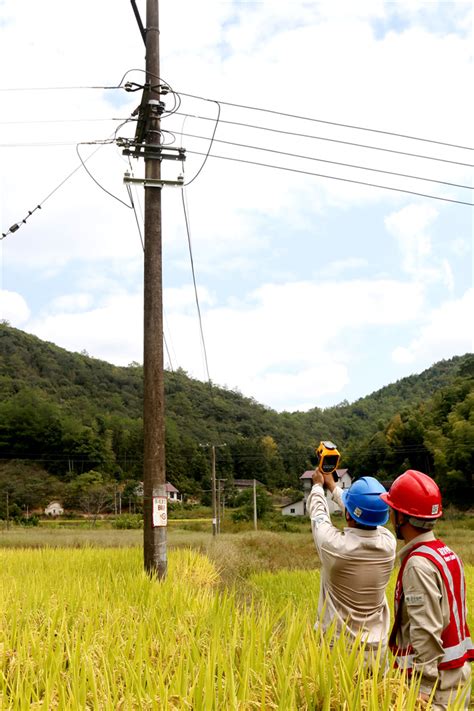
[
  {"x1": 50, "y1": 293, "x2": 94, "y2": 313},
  {"x1": 0, "y1": 289, "x2": 30, "y2": 324},
  {"x1": 163, "y1": 277, "x2": 425, "y2": 409},
  {"x1": 392, "y1": 288, "x2": 474, "y2": 365},
  {"x1": 385, "y1": 203, "x2": 456, "y2": 290},
  {"x1": 385, "y1": 203, "x2": 437, "y2": 271},
  {"x1": 27, "y1": 292, "x2": 143, "y2": 365},
  {"x1": 323, "y1": 257, "x2": 369, "y2": 276}
]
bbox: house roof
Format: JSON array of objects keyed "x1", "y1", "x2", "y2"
[
  {"x1": 300, "y1": 468, "x2": 349, "y2": 480},
  {"x1": 233, "y1": 479, "x2": 264, "y2": 487},
  {"x1": 279, "y1": 499, "x2": 304, "y2": 509},
  {"x1": 137, "y1": 481, "x2": 179, "y2": 494}
]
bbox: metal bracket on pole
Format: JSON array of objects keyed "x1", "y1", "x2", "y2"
[
  {"x1": 124, "y1": 172, "x2": 184, "y2": 188},
  {"x1": 122, "y1": 146, "x2": 186, "y2": 162}
]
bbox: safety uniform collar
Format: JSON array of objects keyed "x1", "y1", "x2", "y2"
[
  {"x1": 343, "y1": 526, "x2": 379, "y2": 537},
  {"x1": 398, "y1": 530, "x2": 436, "y2": 563}
]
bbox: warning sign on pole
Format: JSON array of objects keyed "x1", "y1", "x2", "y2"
[{"x1": 152, "y1": 496, "x2": 167, "y2": 527}]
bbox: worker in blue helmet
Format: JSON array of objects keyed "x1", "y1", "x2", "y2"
[{"x1": 308, "y1": 469, "x2": 396, "y2": 659}]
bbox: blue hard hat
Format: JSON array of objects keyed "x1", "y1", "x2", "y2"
[{"x1": 341, "y1": 476, "x2": 389, "y2": 526}]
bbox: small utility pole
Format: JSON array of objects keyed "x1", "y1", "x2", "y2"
[
  {"x1": 211, "y1": 445, "x2": 217, "y2": 536},
  {"x1": 253, "y1": 478, "x2": 258, "y2": 531},
  {"x1": 142, "y1": 0, "x2": 167, "y2": 578},
  {"x1": 216, "y1": 478, "x2": 227, "y2": 534},
  {"x1": 200, "y1": 443, "x2": 226, "y2": 536}
]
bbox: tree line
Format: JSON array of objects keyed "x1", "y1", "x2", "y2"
[{"x1": 0, "y1": 323, "x2": 472, "y2": 514}]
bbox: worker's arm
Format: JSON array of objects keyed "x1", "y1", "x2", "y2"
[
  {"x1": 307, "y1": 470, "x2": 341, "y2": 554},
  {"x1": 402, "y1": 558, "x2": 446, "y2": 696}
]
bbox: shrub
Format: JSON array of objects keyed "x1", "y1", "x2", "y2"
[{"x1": 112, "y1": 514, "x2": 143, "y2": 529}]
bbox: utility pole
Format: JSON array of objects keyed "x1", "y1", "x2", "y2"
[
  {"x1": 211, "y1": 445, "x2": 217, "y2": 536},
  {"x1": 200, "y1": 443, "x2": 226, "y2": 536},
  {"x1": 142, "y1": 0, "x2": 167, "y2": 578},
  {"x1": 253, "y1": 478, "x2": 258, "y2": 531},
  {"x1": 217, "y1": 478, "x2": 227, "y2": 534}
]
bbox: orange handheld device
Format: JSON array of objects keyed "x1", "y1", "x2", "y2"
[{"x1": 316, "y1": 441, "x2": 341, "y2": 475}]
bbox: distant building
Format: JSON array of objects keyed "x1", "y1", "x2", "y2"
[
  {"x1": 166, "y1": 482, "x2": 181, "y2": 502},
  {"x1": 44, "y1": 501, "x2": 64, "y2": 517},
  {"x1": 135, "y1": 481, "x2": 181, "y2": 502},
  {"x1": 300, "y1": 469, "x2": 352, "y2": 514},
  {"x1": 281, "y1": 499, "x2": 306, "y2": 516}
]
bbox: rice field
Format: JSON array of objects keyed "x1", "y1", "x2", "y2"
[{"x1": 0, "y1": 547, "x2": 472, "y2": 710}]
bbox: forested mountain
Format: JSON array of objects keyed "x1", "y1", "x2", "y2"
[{"x1": 0, "y1": 323, "x2": 472, "y2": 510}]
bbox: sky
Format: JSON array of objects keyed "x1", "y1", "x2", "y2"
[{"x1": 0, "y1": 0, "x2": 472, "y2": 412}]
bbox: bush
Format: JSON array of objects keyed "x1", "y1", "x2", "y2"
[
  {"x1": 231, "y1": 510, "x2": 250, "y2": 523},
  {"x1": 112, "y1": 514, "x2": 143, "y2": 529},
  {"x1": 17, "y1": 515, "x2": 40, "y2": 527}
]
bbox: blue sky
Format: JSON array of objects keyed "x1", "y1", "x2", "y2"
[{"x1": 0, "y1": 0, "x2": 472, "y2": 412}]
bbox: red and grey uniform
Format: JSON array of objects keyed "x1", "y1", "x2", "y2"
[{"x1": 390, "y1": 532, "x2": 473, "y2": 710}]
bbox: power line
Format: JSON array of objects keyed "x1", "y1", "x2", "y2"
[
  {"x1": 181, "y1": 189, "x2": 212, "y2": 383},
  {"x1": 0, "y1": 85, "x2": 122, "y2": 92},
  {"x1": 76, "y1": 143, "x2": 132, "y2": 209},
  {"x1": 174, "y1": 112, "x2": 474, "y2": 169},
  {"x1": 177, "y1": 90, "x2": 474, "y2": 152},
  {"x1": 0, "y1": 141, "x2": 112, "y2": 148},
  {"x1": 183, "y1": 101, "x2": 221, "y2": 187},
  {"x1": 170, "y1": 128, "x2": 472, "y2": 191},
  {"x1": 123, "y1": 160, "x2": 174, "y2": 373},
  {"x1": 185, "y1": 149, "x2": 474, "y2": 207},
  {"x1": 1, "y1": 142, "x2": 108, "y2": 240},
  {"x1": 0, "y1": 117, "x2": 131, "y2": 125}
]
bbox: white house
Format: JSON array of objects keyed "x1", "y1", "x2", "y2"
[
  {"x1": 44, "y1": 501, "x2": 64, "y2": 517},
  {"x1": 165, "y1": 482, "x2": 181, "y2": 502},
  {"x1": 135, "y1": 481, "x2": 181, "y2": 502},
  {"x1": 300, "y1": 469, "x2": 352, "y2": 514},
  {"x1": 281, "y1": 499, "x2": 306, "y2": 516}
]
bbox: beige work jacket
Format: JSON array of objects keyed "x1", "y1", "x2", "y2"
[
  {"x1": 396, "y1": 532, "x2": 472, "y2": 710},
  {"x1": 307, "y1": 483, "x2": 396, "y2": 648}
]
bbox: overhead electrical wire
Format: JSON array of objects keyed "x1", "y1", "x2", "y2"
[
  {"x1": 169, "y1": 128, "x2": 473, "y2": 191},
  {"x1": 174, "y1": 112, "x2": 474, "y2": 168},
  {"x1": 177, "y1": 91, "x2": 474, "y2": 152},
  {"x1": 181, "y1": 189, "x2": 212, "y2": 384},
  {"x1": 182, "y1": 102, "x2": 221, "y2": 186},
  {"x1": 0, "y1": 117, "x2": 131, "y2": 125},
  {"x1": 0, "y1": 84, "x2": 122, "y2": 92},
  {"x1": 76, "y1": 143, "x2": 133, "y2": 209},
  {"x1": 185, "y1": 149, "x2": 473, "y2": 207},
  {"x1": 1, "y1": 141, "x2": 108, "y2": 239},
  {"x1": 123, "y1": 157, "x2": 175, "y2": 372}
]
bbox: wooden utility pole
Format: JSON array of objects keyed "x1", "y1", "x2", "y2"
[
  {"x1": 253, "y1": 478, "x2": 258, "y2": 531},
  {"x1": 211, "y1": 445, "x2": 217, "y2": 536},
  {"x1": 143, "y1": 0, "x2": 167, "y2": 578}
]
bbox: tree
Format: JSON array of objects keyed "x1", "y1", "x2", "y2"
[{"x1": 66, "y1": 471, "x2": 114, "y2": 524}]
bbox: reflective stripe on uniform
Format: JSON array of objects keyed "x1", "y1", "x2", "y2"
[
  {"x1": 441, "y1": 638, "x2": 474, "y2": 664},
  {"x1": 414, "y1": 544, "x2": 464, "y2": 640}
]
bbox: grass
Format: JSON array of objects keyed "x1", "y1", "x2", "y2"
[
  {"x1": 2, "y1": 518, "x2": 474, "y2": 568},
  {"x1": 1, "y1": 547, "x2": 471, "y2": 709}
]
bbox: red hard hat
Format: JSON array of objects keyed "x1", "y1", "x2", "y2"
[{"x1": 380, "y1": 470, "x2": 442, "y2": 519}]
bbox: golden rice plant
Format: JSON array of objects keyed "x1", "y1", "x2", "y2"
[{"x1": 0, "y1": 548, "x2": 472, "y2": 709}]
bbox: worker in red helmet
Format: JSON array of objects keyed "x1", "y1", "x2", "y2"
[
  {"x1": 308, "y1": 468, "x2": 396, "y2": 660},
  {"x1": 381, "y1": 470, "x2": 473, "y2": 710}
]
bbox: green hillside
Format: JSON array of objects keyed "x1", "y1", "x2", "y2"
[{"x1": 0, "y1": 323, "x2": 472, "y2": 509}]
